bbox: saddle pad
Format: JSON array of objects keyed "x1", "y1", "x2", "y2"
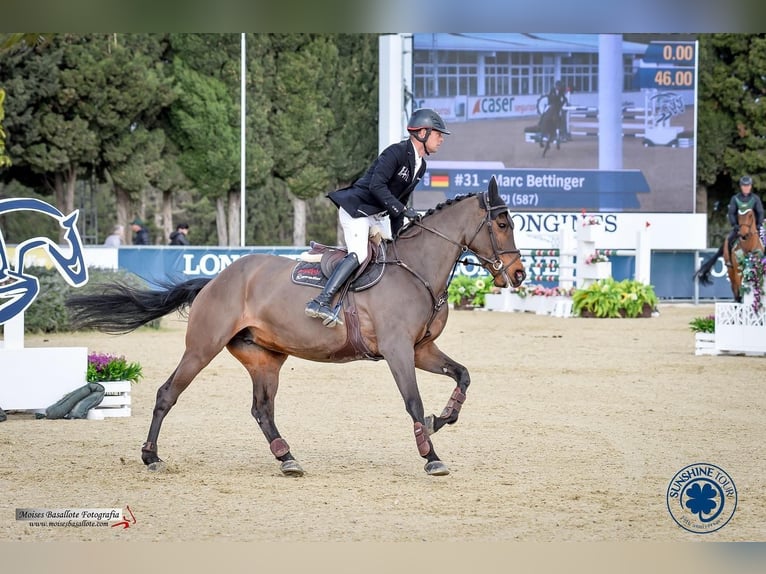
[{"x1": 291, "y1": 244, "x2": 386, "y2": 292}]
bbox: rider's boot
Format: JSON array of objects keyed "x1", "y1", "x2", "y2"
[{"x1": 304, "y1": 253, "x2": 360, "y2": 327}]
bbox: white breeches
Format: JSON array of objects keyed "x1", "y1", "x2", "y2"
[{"x1": 338, "y1": 208, "x2": 392, "y2": 264}]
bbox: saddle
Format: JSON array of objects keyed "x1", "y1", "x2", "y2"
[{"x1": 291, "y1": 240, "x2": 387, "y2": 291}]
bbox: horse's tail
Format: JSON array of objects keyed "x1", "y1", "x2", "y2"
[
  {"x1": 693, "y1": 245, "x2": 724, "y2": 286},
  {"x1": 66, "y1": 277, "x2": 212, "y2": 334}
]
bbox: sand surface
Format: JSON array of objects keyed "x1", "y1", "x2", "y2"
[{"x1": 1, "y1": 303, "x2": 763, "y2": 542}]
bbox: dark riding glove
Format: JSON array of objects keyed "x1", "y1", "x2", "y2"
[{"x1": 403, "y1": 207, "x2": 421, "y2": 221}]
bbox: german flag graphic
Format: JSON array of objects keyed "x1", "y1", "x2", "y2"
[{"x1": 430, "y1": 174, "x2": 449, "y2": 188}]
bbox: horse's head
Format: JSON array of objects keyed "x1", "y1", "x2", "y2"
[
  {"x1": 470, "y1": 177, "x2": 526, "y2": 288},
  {"x1": 736, "y1": 207, "x2": 763, "y2": 252}
]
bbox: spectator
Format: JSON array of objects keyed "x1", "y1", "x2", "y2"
[
  {"x1": 169, "y1": 223, "x2": 190, "y2": 246},
  {"x1": 103, "y1": 224, "x2": 124, "y2": 247},
  {"x1": 131, "y1": 218, "x2": 150, "y2": 245}
]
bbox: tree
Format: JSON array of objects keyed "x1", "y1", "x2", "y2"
[
  {"x1": 0, "y1": 36, "x2": 100, "y2": 229},
  {"x1": 269, "y1": 34, "x2": 338, "y2": 246},
  {"x1": 0, "y1": 88, "x2": 10, "y2": 170},
  {"x1": 0, "y1": 34, "x2": 177, "y2": 243},
  {"x1": 697, "y1": 34, "x2": 766, "y2": 244},
  {"x1": 91, "y1": 34, "x2": 178, "y2": 244}
]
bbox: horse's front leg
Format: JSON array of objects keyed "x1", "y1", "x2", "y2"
[
  {"x1": 227, "y1": 341, "x2": 304, "y2": 477},
  {"x1": 414, "y1": 341, "x2": 469, "y2": 436},
  {"x1": 383, "y1": 345, "x2": 449, "y2": 476}
]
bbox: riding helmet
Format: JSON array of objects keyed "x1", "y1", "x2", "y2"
[
  {"x1": 740, "y1": 175, "x2": 753, "y2": 186},
  {"x1": 407, "y1": 108, "x2": 451, "y2": 135}
]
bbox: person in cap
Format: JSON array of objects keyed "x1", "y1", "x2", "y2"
[
  {"x1": 130, "y1": 218, "x2": 150, "y2": 245},
  {"x1": 727, "y1": 175, "x2": 763, "y2": 248},
  {"x1": 305, "y1": 108, "x2": 451, "y2": 327},
  {"x1": 169, "y1": 222, "x2": 190, "y2": 246}
]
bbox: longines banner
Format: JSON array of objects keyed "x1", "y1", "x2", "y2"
[{"x1": 113, "y1": 246, "x2": 733, "y2": 301}]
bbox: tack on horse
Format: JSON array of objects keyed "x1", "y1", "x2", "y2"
[
  {"x1": 695, "y1": 206, "x2": 764, "y2": 302},
  {"x1": 66, "y1": 177, "x2": 526, "y2": 477}
]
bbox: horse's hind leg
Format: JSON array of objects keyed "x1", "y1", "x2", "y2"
[
  {"x1": 141, "y1": 350, "x2": 213, "y2": 470},
  {"x1": 226, "y1": 337, "x2": 303, "y2": 477},
  {"x1": 415, "y1": 341, "x2": 469, "y2": 436}
]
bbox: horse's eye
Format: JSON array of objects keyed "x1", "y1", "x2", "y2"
[{"x1": 497, "y1": 221, "x2": 507, "y2": 229}]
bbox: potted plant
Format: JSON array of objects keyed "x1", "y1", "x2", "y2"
[
  {"x1": 584, "y1": 252, "x2": 609, "y2": 265},
  {"x1": 87, "y1": 352, "x2": 143, "y2": 384},
  {"x1": 572, "y1": 278, "x2": 658, "y2": 318},
  {"x1": 447, "y1": 275, "x2": 493, "y2": 309},
  {"x1": 85, "y1": 352, "x2": 141, "y2": 419},
  {"x1": 689, "y1": 315, "x2": 715, "y2": 355},
  {"x1": 581, "y1": 251, "x2": 612, "y2": 280}
]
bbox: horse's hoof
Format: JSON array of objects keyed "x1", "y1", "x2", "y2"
[
  {"x1": 424, "y1": 461, "x2": 450, "y2": 476},
  {"x1": 147, "y1": 460, "x2": 166, "y2": 472},
  {"x1": 280, "y1": 460, "x2": 305, "y2": 477}
]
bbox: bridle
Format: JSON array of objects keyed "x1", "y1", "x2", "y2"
[
  {"x1": 388, "y1": 192, "x2": 523, "y2": 341},
  {"x1": 391, "y1": 191, "x2": 523, "y2": 303},
  {"x1": 738, "y1": 211, "x2": 756, "y2": 241}
]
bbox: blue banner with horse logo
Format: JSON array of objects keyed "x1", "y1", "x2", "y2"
[{"x1": 0, "y1": 198, "x2": 88, "y2": 324}]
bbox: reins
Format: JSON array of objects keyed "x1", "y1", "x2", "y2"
[{"x1": 386, "y1": 195, "x2": 521, "y2": 340}]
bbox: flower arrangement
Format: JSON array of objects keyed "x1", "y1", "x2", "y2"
[
  {"x1": 580, "y1": 209, "x2": 601, "y2": 227},
  {"x1": 689, "y1": 315, "x2": 715, "y2": 334},
  {"x1": 447, "y1": 275, "x2": 494, "y2": 307},
  {"x1": 738, "y1": 250, "x2": 765, "y2": 314},
  {"x1": 571, "y1": 277, "x2": 658, "y2": 318},
  {"x1": 508, "y1": 284, "x2": 574, "y2": 298},
  {"x1": 584, "y1": 252, "x2": 609, "y2": 265},
  {"x1": 87, "y1": 352, "x2": 143, "y2": 384}
]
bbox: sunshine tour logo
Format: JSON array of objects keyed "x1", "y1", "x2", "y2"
[{"x1": 666, "y1": 463, "x2": 737, "y2": 534}]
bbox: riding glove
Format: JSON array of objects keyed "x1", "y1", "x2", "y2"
[{"x1": 403, "y1": 207, "x2": 421, "y2": 221}]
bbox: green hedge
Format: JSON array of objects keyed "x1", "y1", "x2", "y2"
[{"x1": 0, "y1": 267, "x2": 156, "y2": 334}]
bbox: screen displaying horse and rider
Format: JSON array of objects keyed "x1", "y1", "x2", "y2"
[{"x1": 411, "y1": 33, "x2": 697, "y2": 215}]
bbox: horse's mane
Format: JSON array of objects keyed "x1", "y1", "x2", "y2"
[
  {"x1": 420, "y1": 193, "x2": 478, "y2": 219},
  {"x1": 394, "y1": 193, "x2": 478, "y2": 240}
]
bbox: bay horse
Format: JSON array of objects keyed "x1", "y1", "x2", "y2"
[
  {"x1": 695, "y1": 206, "x2": 764, "y2": 302},
  {"x1": 66, "y1": 177, "x2": 526, "y2": 476},
  {"x1": 538, "y1": 103, "x2": 562, "y2": 158}
]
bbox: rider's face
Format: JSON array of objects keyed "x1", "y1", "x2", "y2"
[
  {"x1": 426, "y1": 130, "x2": 445, "y2": 154},
  {"x1": 741, "y1": 184, "x2": 752, "y2": 195}
]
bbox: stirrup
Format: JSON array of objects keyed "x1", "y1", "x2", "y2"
[{"x1": 319, "y1": 305, "x2": 344, "y2": 327}]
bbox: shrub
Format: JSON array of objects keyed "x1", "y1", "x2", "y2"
[
  {"x1": 689, "y1": 315, "x2": 715, "y2": 333},
  {"x1": 572, "y1": 278, "x2": 658, "y2": 318},
  {"x1": 447, "y1": 274, "x2": 493, "y2": 306},
  {"x1": 0, "y1": 267, "x2": 155, "y2": 334}
]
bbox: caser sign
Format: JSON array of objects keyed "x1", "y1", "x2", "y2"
[{"x1": 468, "y1": 95, "x2": 518, "y2": 119}]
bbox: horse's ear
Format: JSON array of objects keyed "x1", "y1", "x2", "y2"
[
  {"x1": 488, "y1": 176, "x2": 506, "y2": 212},
  {"x1": 489, "y1": 175, "x2": 498, "y2": 198},
  {"x1": 480, "y1": 176, "x2": 505, "y2": 215}
]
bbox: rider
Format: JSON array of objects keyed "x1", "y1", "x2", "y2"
[
  {"x1": 727, "y1": 175, "x2": 763, "y2": 249},
  {"x1": 548, "y1": 80, "x2": 569, "y2": 141},
  {"x1": 305, "y1": 108, "x2": 450, "y2": 327}
]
